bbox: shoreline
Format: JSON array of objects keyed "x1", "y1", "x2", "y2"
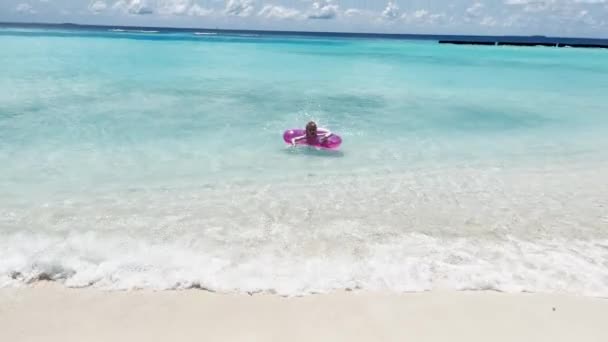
[{"x1": 1, "y1": 284, "x2": 607, "y2": 342}]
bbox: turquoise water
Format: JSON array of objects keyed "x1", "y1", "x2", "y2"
[{"x1": 1, "y1": 28, "x2": 608, "y2": 295}]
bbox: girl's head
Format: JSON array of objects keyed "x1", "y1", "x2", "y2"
[{"x1": 305, "y1": 121, "x2": 317, "y2": 137}]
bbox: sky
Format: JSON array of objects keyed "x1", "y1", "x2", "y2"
[{"x1": 1, "y1": 0, "x2": 607, "y2": 37}]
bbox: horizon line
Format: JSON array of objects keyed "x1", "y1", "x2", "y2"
[{"x1": 2, "y1": 21, "x2": 608, "y2": 42}]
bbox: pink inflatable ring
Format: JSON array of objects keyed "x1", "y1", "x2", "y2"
[{"x1": 283, "y1": 129, "x2": 342, "y2": 150}]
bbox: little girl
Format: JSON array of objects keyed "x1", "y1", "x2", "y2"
[{"x1": 290, "y1": 121, "x2": 332, "y2": 146}]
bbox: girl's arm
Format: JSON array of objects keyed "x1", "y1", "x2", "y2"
[
  {"x1": 317, "y1": 128, "x2": 332, "y2": 141},
  {"x1": 290, "y1": 134, "x2": 307, "y2": 145}
]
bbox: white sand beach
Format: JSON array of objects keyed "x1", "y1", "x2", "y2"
[{"x1": 1, "y1": 284, "x2": 607, "y2": 342}]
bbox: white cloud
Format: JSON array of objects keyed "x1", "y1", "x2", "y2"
[
  {"x1": 308, "y1": 0, "x2": 339, "y2": 20},
  {"x1": 503, "y1": 0, "x2": 556, "y2": 13},
  {"x1": 574, "y1": 9, "x2": 602, "y2": 26},
  {"x1": 465, "y1": 3, "x2": 484, "y2": 17},
  {"x1": 504, "y1": 0, "x2": 531, "y2": 4},
  {"x1": 258, "y1": 5, "x2": 301, "y2": 19},
  {"x1": 503, "y1": 0, "x2": 551, "y2": 5},
  {"x1": 464, "y1": 2, "x2": 487, "y2": 23},
  {"x1": 15, "y1": 3, "x2": 36, "y2": 14},
  {"x1": 188, "y1": 4, "x2": 213, "y2": 16},
  {"x1": 430, "y1": 13, "x2": 448, "y2": 24},
  {"x1": 89, "y1": 0, "x2": 108, "y2": 13},
  {"x1": 157, "y1": 0, "x2": 191, "y2": 15},
  {"x1": 344, "y1": 8, "x2": 377, "y2": 19},
  {"x1": 112, "y1": 1, "x2": 214, "y2": 16},
  {"x1": 523, "y1": 2, "x2": 554, "y2": 13},
  {"x1": 413, "y1": 9, "x2": 429, "y2": 19},
  {"x1": 113, "y1": 0, "x2": 154, "y2": 15},
  {"x1": 382, "y1": 1, "x2": 400, "y2": 20},
  {"x1": 344, "y1": 8, "x2": 361, "y2": 17},
  {"x1": 480, "y1": 16, "x2": 497, "y2": 26},
  {"x1": 499, "y1": 1, "x2": 606, "y2": 30},
  {"x1": 155, "y1": 0, "x2": 212, "y2": 16},
  {"x1": 402, "y1": 9, "x2": 447, "y2": 25},
  {"x1": 502, "y1": 14, "x2": 525, "y2": 27},
  {"x1": 224, "y1": 0, "x2": 255, "y2": 17}
]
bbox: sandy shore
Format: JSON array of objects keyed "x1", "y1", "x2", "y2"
[{"x1": 1, "y1": 284, "x2": 607, "y2": 342}]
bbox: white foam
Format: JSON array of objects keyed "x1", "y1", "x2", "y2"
[
  {"x1": 1, "y1": 231, "x2": 607, "y2": 296},
  {"x1": 1, "y1": 166, "x2": 608, "y2": 296},
  {"x1": 109, "y1": 29, "x2": 159, "y2": 33}
]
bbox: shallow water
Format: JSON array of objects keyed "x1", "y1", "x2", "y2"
[{"x1": 1, "y1": 27, "x2": 608, "y2": 295}]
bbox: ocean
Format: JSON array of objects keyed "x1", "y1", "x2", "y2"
[{"x1": 1, "y1": 24, "x2": 607, "y2": 296}]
